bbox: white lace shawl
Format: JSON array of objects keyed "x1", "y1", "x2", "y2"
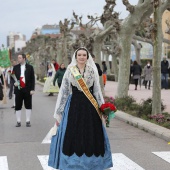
[{"x1": 53, "y1": 48, "x2": 104, "y2": 123}]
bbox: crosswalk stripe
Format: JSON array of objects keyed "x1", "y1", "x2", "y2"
[
  {"x1": 111, "y1": 153, "x2": 145, "y2": 170},
  {"x1": 37, "y1": 155, "x2": 56, "y2": 170},
  {"x1": 38, "y1": 154, "x2": 145, "y2": 170},
  {"x1": 152, "y1": 151, "x2": 170, "y2": 164},
  {"x1": 42, "y1": 131, "x2": 52, "y2": 144},
  {"x1": 0, "y1": 156, "x2": 9, "y2": 170}
]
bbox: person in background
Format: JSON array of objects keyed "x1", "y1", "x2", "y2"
[
  {"x1": 53, "y1": 63, "x2": 66, "y2": 88},
  {"x1": 52, "y1": 59, "x2": 59, "y2": 72},
  {"x1": 129, "y1": 60, "x2": 133, "y2": 84},
  {"x1": 43, "y1": 63, "x2": 59, "y2": 96},
  {"x1": 161, "y1": 56, "x2": 169, "y2": 89},
  {"x1": 0, "y1": 68, "x2": 4, "y2": 101},
  {"x1": 92, "y1": 54, "x2": 102, "y2": 76},
  {"x1": 143, "y1": 61, "x2": 152, "y2": 90},
  {"x1": 102, "y1": 61, "x2": 107, "y2": 86},
  {"x1": 5, "y1": 60, "x2": 17, "y2": 107},
  {"x1": 131, "y1": 60, "x2": 142, "y2": 90}
]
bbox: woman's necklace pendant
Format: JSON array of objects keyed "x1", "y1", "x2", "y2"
[{"x1": 76, "y1": 65, "x2": 86, "y2": 78}]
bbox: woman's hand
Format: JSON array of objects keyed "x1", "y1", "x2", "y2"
[
  {"x1": 103, "y1": 115, "x2": 108, "y2": 123},
  {"x1": 56, "y1": 120, "x2": 60, "y2": 127}
]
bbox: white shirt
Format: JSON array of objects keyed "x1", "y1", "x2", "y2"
[
  {"x1": 20, "y1": 64, "x2": 26, "y2": 84},
  {"x1": 20, "y1": 64, "x2": 26, "y2": 77}
]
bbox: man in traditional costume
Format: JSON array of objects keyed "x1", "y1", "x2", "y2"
[{"x1": 13, "y1": 54, "x2": 35, "y2": 127}]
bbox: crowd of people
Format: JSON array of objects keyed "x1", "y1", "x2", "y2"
[
  {"x1": 130, "y1": 57, "x2": 170, "y2": 90},
  {"x1": 1, "y1": 48, "x2": 170, "y2": 169},
  {"x1": 0, "y1": 48, "x2": 113, "y2": 169}
]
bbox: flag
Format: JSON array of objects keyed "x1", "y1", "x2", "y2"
[{"x1": 0, "y1": 48, "x2": 11, "y2": 68}]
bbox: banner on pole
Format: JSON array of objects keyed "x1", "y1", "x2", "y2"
[{"x1": 0, "y1": 49, "x2": 11, "y2": 68}]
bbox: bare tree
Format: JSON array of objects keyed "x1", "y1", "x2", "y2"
[
  {"x1": 59, "y1": 18, "x2": 75, "y2": 66},
  {"x1": 117, "y1": 0, "x2": 170, "y2": 98},
  {"x1": 152, "y1": 0, "x2": 162, "y2": 114}
]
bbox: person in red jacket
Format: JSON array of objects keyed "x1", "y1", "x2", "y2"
[{"x1": 52, "y1": 59, "x2": 59, "y2": 72}]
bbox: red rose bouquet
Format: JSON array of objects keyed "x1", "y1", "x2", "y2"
[{"x1": 100, "y1": 102, "x2": 117, "y2": 127}]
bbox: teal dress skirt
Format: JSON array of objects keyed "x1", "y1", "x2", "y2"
[{"x1": 48, "y1": 86, "x2": 113, "y2": 170}]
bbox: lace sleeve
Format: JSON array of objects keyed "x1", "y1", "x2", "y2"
[
  {"x1": 93, "y1": 74, "x2": 105, "y2": 107},
  {"x1": 53, "y1": 69, "x2": 71, "y2": 122}
]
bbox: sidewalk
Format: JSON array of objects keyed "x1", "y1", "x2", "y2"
[
  {"x1": 105, "y1": 81, "x2": 170, "y2": 142},
  {"x1": 105, "y1": 81, "x2": 170, "y2": 113}
]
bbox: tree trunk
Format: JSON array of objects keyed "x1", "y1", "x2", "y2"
[
  {"x1": 132, "y1": 40, "x2": 142, "y2": 65},
  {"x1": 116, "y1": 0, "x2": 154, "y2": 97},
  {"x1": 57, "y1": 44, "x2": 63, "y2": 65},
  {"x1": 63, "y1": 37, "x2": 68, "y2": 66},
  {"x1": 111, "y1": 54, "x2": 119, "y2": 82},
  {"x1": 93, "y1": 42, "x2": 105, "y2": 95},
  {"x1": 117, "y1": 30, "x2": 134, "y2": 97},
  {"x1": 105, "y1": 53, "x2": 111, "y2": 75},
  {"x1": 93, "y1": 42, "x2": 102, "y2": 66},
  {"x1": 152, "y1": 0, "x2": 162, "y2": 115}
]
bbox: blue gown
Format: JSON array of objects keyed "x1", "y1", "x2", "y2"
[{"x1": 48, "y1": 86, "x2": 113, "y2": 170}]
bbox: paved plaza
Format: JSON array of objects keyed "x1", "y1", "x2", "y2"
[{"x1": 105, "y1": 81, "x2": 170, "y2": 113}]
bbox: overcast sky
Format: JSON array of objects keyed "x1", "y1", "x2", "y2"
[{"x1": 0, "y1": 0, "x2": 137, "y2": 46}]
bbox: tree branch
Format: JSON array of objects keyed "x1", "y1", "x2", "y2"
[
  {"x1": 161, "y1": 0, "x2": 170, "y2": 14},
  {"x1": 133, "y1": 35, "x2": 153, "y2": 45},
  {"x1": 122, "y1": 0, "x2": 135, "y2": 13},
  {"x1": 97, "y1": 25, "x2": 116, "y2": 40},
  {"x1": 138, "y1": 0, "x2": 145, "y2": 5},
  {"x1": 163, "y1": 38, "x2": 170, "y2": 44}
]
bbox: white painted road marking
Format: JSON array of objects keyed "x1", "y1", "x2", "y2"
[
  {"x1": 37, "y1": 155, "x2": 56, "y2": 170},
  {"x1": 0, "y1": 156, "x2": 9, "y2": 170},
  {"x1": 152, "y1": 151, "x2": 170, "y2": 164},
  {"x1": 42, "y1": 130, "x2": 52, "y2": 144},
  {"x1": 111, "y1": 153, "x2": 145, "y2": 170}
]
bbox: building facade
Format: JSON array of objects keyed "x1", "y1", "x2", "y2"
[
  {"x1": 7, "y1": 32, "x2": 26, "y2": 51},
  {"x1": 162, "y1": 10, "x2": 170, "y2": 57},
  {"x1": 41, "y1": 24, "x2": 60, "y2": 35}
]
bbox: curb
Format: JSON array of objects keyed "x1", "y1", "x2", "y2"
[
  {"x1": 36, "y1": 81, "x2": 44, "y2": 86},
  {"x1": 115, "y1": 110, "x2": 170, "y2": 142}
]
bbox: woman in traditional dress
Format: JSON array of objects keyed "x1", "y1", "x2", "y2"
[
  {"x1": 43, "y1": 63, "x2": 59, "y2": 96},
  {"x1": 48, "y1": 47, "x2": 113, "y2": 170}
]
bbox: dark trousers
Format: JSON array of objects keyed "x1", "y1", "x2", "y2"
[
  {"x1": 161, "y1": 73, "x2": 169, "y2": 89},
  {"x1": 9, "y1": 82, "x2": 14, "y2": 98},
  {"x1": 0, "y1": 83, "x2": 3, "y2": 100},
  {"x1": 134, "y1": 79, "x2": 138, "y2": 87},
  {"x1": 145, "y1": 80, "x2": 151, "y2": 88},
  {"x1": 15, "y1": 88, "x2": 32, "y2": 111},
  {"x1": 58, "y1": 83, "x2": 61, "y2": 88}
]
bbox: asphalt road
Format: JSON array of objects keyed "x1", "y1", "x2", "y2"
[{"x1": 0, "y1": 84, "x2": 170, "y2": 170}]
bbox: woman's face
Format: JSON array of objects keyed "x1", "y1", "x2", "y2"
[
  {"x1": 60, "y1": 63, "x2": 65, "y2": 69},
  {"x1": 48, "y1": 64, "x2": 52, "y2": 69},
  {"x1": 76, "y1": 50, "x2": 88, "y2": 65}
]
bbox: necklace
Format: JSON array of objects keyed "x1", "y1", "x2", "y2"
[{"x1": 76, "y1": 65, "x2": 86, "y2": 78}]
